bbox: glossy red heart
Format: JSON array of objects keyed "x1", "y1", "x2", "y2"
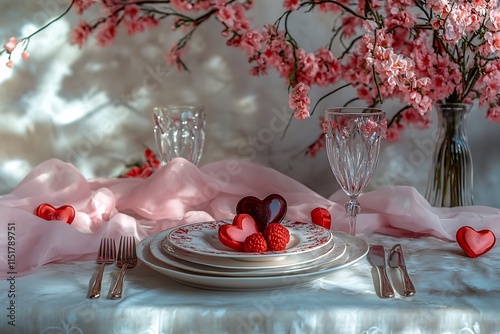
[
  {"x1": 310, "y1": 207, "x2": 331, "y2": 230},
  {"x1": 218, "y1": 214, "x2": 259, "y2": 251},
  {"x1": 35, "y1": 203, "x2": 75, "y2": 224},
  {"x1": 456, "y1": 226, "x2": 496, "y2": 258},
  {"x1": 236, "y1": 194, "x2": 287, "y2": 233}
]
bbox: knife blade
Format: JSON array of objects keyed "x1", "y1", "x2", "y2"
[
  {"x1": 368, "y1": 245, "x2": 395, "y2": 298},
  {"x1": 388, "y1": 244, "x2": 416, "y2": 296}
]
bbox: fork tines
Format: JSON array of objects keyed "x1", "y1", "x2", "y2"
[
  {"x1": 100, "y1": 238, "x2": 116, "y2": 261},
  {"x1": 88, "y1": 237, "x2": 116, "y2": 299},
  {"x1": 108, "y1": 236, "x2": 138, "y2": 299},
  {"x1": 117, "y1": 236, "x2": 136, "y2": 262}
]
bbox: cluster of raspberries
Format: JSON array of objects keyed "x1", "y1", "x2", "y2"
[{"x1": 243, "y1": 223, "x2": 290, "y2": 253}]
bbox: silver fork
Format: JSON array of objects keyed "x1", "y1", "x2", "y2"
[
  {"x1": 88, "y1": 238, "x2": 116, "y2": 299},
  {"x1": 109, "y1": 236, "x2": 137, "y2": 299}
]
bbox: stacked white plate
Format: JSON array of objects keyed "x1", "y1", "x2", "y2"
[{"x1": 137, "y1": 220, "x2": 369, "y2": 291}]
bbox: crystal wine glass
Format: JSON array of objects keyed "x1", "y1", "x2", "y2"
[
  {"x1": 153, "y1": 105, "x2": 206, "y2": 166},
  {"x1": 324, "y1": 107, "x2": 386, "y2": 235}
]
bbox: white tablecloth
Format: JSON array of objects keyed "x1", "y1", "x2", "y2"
[{"x1": 1, "y1": 233, "x2": 499, "y2": 334}]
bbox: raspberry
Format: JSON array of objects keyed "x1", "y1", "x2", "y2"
[
  {"x1": 264, "y1": 223, "x2": 290, "y2": 251},
  {"x1": 243, "y1": 232, "x2": 268, "y2": 253}
]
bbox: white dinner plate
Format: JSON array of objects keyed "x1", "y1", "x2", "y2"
[
  {"x1": 150, "y1": 233, "x2": 346, "y2": 277},
  {"x1": 167, "y1": 220, "x2": 332, "y2": 261},
  {"x1": 137, "y1": 231, "x2": 368, "y2": 291},
  {"x1": 154, "y1": 227, "x2": 334, "y2": 270}
]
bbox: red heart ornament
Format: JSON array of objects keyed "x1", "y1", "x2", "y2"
[
  {"x1": 236, "y1": 194, "x2": 287, "y2": 232},
  {"x1": 310, "y1": 207, "x2": 331, "y2": 230},
  {"x1": 456, "y1": 226, "x2": 496, "y2": 258},
  {"x1": 35, "y1": 204, "x2": 75, "y2": 224},
  {"x1": 218, "y1": 214, "x2": 259, "y2": 251}
]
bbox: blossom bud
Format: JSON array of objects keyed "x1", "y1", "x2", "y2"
[
  {"x1": 4, "y1": 37, "x2": 17, "y2": 53},
  {"x1": 22, "y1": 51, "x2": 30, "y2": 61}
]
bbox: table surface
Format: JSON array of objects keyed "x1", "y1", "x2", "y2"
[{"x1": 1, "y1": 233, "x2": 500, "y2": 334}]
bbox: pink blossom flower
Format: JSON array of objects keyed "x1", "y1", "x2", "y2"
[
  {"x1": 386, "y1": 9, "x2": 416, "y2": 29},
  {"x1": 486, "y1": 106, "x2": 500, "y2": 123},
  {"x1": 385, "y1": 124, "x2": 403, "y2": 142},
  {"x1": 70, "y1": 21, "x2": 92, "y2": 48},
  {"x1": 74, "y1": 0, "x2": 95, "y2": 15},
  {"x1": 490, "y1": 8, "x2": 500, "y2": 29},
  {"x1": 356, "y1": 86, "x2": 375, "y2": 104},
  {"x1": 96, "y1": 18, "x2": 117, "y2": 46},
  {"x1": 171, "y1": 0, "x2": 194, "y2": 11},
  {"x1": 123, "y1": 6, "x2": 146, "y2": 35},
  {"x1": 124, "y1": 4, "x2": 140, "y2": 18},
  {"x1": 341, "y1": 16, "x2": 361, "y2": 37},
  {"x1": 430, "y1": 18, "x2": 441, "y2": 29},
  {"x1": 3, "y1": 37, "x2": 17, "y2": 54},
  {"x1": 217, "y1": 6, "x2": 237, "y2": 28},
  {"x1": 299, "y1": 51, "x2": 319, "y2": 81},
  {"x1": 239, "y1": 29, "x2": 263, "y2": 55},
  {"x1": 216, "y1": 2, "x2": 249, "y2": 31},
  {"x1": 402, "y1": 107, "x2": 432, "y2": 129},
  {"x1": 141, "y1": 16, "x2": 160, "y2": 30},
  {"x1": 283, "y1": 0, "x2": 300, "y2": 11},
  {"x1": 22, "y1": 51, "x2": 29, "y2": 61},
  {"x1": 426, "y1": 0, "x2": 451, "y2": 16},
  {"x1": 342, "y1": 52, "x2": 372, "y2": 85},
  {"x1": 289, "y1": 82, "x2": 311, "y2": 120},
  {"x1": 6, "y1": 60, "x2": 13, "y2": 68},
  {"x1": 485, "y1": 31, "x2": 500, "y2": 53},
  {"x1": 165, "y1": 44, "x2": 186, "y2": 70},
  {"x1": 316, "y1": 1, "x2": 346, "y2": 13}
]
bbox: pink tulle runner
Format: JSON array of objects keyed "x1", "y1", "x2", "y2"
[{"x1": 1, "y1": 158, "x2": 498, "y2": 278}]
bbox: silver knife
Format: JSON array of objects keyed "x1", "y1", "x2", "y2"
[
  {"x1": 388, "y1": 244, "x2": 416, "y2": 296},
  {"x1": 368, "y1": 245, "x2": 395, "y2": 298}
]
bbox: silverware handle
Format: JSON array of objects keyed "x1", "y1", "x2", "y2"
[
  {"x1": 88, "y1": 263, "x2": 106, "y2": 299},
  {"x1": 109, "y1": 265, "x2": 127, "y2": 299},
  {"x1": 400, "y1": 267, "x2": 416, "y2": 296},
  {"x1": 377, "y1": 266, "x2": 395, "y2": 298}
]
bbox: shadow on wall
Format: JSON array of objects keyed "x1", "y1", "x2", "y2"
[{"x1": 0, "y1": 1, "x2": 499, "y2": 208}]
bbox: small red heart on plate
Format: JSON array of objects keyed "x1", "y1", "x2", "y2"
[
  {"x1": 35, "y1": 203, "x2": 75, "y2": 224},
  {"x1": 310, "y1": 207, "x2": 331, "y2": 230},
  {"x1": 456, "y1": 226, "x2": 496, "y2": 258},
  {"x1": 236, "y1": 194, "x2": 287, "y2": 232},
  {"x1": 218, "y1": 214, "x2": 259, "y2": 251}
]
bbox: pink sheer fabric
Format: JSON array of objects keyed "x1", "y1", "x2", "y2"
[{"x1": 1, "y1": 158, "x2": 498, "y2": 278}]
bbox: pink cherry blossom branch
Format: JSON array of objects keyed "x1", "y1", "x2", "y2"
[
  {"x1": 1, "y1": 0, "x2": 75, "y2": 63},
  {"x1": 301, "y1": 1, "x2": 369, "y2": 21},
  {"x1": 310, "y1": 83, "x2": 351, "y2": 115},
  {"x1": 24, "y1": 0, "x2": 75, "y2": 40}
]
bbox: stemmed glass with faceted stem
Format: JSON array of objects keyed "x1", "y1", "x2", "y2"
[{"x1": 324, "y1": 107, "x2": 386, "y2": 236}]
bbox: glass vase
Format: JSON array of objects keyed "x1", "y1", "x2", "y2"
[{"x1": 425, "y1": 102, "x2": 473, "y2": 207}]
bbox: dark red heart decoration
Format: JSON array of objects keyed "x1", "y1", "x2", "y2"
[
  {"x1": 35, "y1": 203, "x2": 75, "y2": 225},
  {"x1": 236, "y1": 194, "x2": 287, "y2": 233},
  {"x1": 310, "y1": 207, "x2": 331, "y2": 230},
  {"x1": 218, "y1": 214, "x2": 259, "y2": 251},
  {"x1": 456, "y1": 226, "x2": 496, "y2": 258}
]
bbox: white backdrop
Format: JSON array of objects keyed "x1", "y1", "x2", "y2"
[{"x1": 0, "y1": 1, "x2": 499, "y2": 207}]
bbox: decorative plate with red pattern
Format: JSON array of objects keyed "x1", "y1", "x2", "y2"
[{"x1": 167, "y1": 220, "x2": 332, "y2": 261}]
